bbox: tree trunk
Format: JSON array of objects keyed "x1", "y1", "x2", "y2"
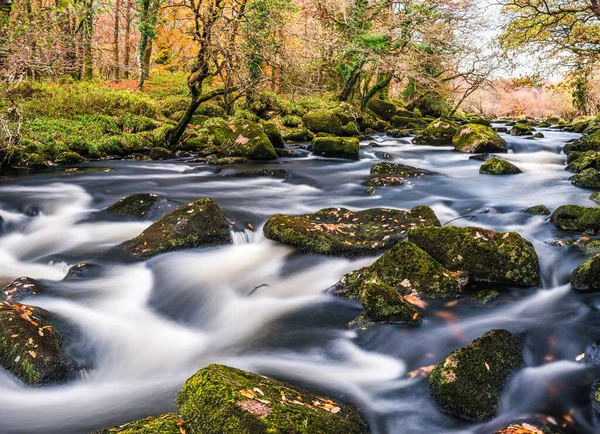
[
  {"x1": 0, "y1": 0, "x2": 13, "y2": 71},
  {"x1": 123, "y1": 0, "x2": 132, "y2": 78},
  {"x1": 338, "y1": 61, "x2": 365, "y2": 102},
  {"x1": 113, "y1": 0, "x2": 121, "y2": 80},
  {"x1": 361, "y1": 74, "x2": 392, "y2": 109},
  {"x1": 82, "y1": 0, "x2": 94, "y2": 80}
]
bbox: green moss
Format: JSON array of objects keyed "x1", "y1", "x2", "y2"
[
  {"x1": 509, "y1": 124, "x2": 534, "y2": 136},
  {"x1": 570, "y1": 169, "x2": 600, "y2": 188},
  {"x1": 282, "y1": 115, "x2": 303, "y2": 128},
  {"x1": 342, "y1": 121, "x2": 360, "y2": 137},
  {"x1": 590, "y1": 192, "x2": 600, "y2": 204},
  {"x1": 334, "y1": 241, "x2": 463, "y2": 303},
  {"x1": 0, "y1": 302, "x2": 77, "y2": 386},
  {"x1": 122, "y1": 198, "x2": 231, "y2": 259},
  {"x1": 263, "y1": 206, "x2": 440, "y2": 257},
  {"x1": 428, "y1": 330, "x2": 523, "y2": 421},
  {"x1": 262, "y1": 122, "x2": 284, "y2": 148},
  {"x1": 571, "y1": 254, "x2": 600, "y2": 291},
  {"x1": 551, "y1": 205, "x2": 600, "y2": 232},
  {"x1": 356, "y1": 278, "x2": 421, "y2": 326},
  {"x1": 118, "y1": 114, "x2": 158, "y2": 134},
  {"x1": 370, "y1": 162, "x2": 437, "y2": 178},
  {"x1": 408, "y1": 226, "x2": 540, "y2": 286},
  {"x1": 311, "y1": 137, "x2": 359, "y2": 160},
  {"x1": 302, "y1": 110, "x2": 344, "y2": 135},
  {"x1": 150, "y1": 147, "x2": 172, "y2": 160},
  {"x1": 220, "y1": 121, "x2": 277, "y2": 161},
  {"x1": 177, "y1": 364, "x2": 370, "y2": 434},
  {"x1": 98, "y1": 133, "x2": 152, "y2": 156},
  {"x1": 282, "y1": 128, "x2": 312, "y2": 142},
  {"x1": 413, "y1": 119, "x2": 458, "y2": 146},
  {"x1": 465, "y1": 117, "x2": 491, "y2": 127},
  {"x1": 564, "y1": 130, "x2": 600, "y2": 155},
  {"x1": 228, "y1": 169, "x2": 288, "y2": 179},
  {"x1": 92, "y1": 414, "x2": 183, "y2": 434},
  {"x1": 106, "y1": 193, "x2": 161, "y2": 219},
  {"x1": 197, "y1": 117, "x2": 234, "y2": 147},
  {"x1": 565, "y1": 150, "x2": 600, "y2": 172},
  {"x1": 523, "y1": 205, "x2": 550, "y2": 216},
  {"x1": 54, "y1": 151, "x2": 85, "y2": 165},
  {"x1": 453, "y1": 124, "x2": 508, "y2": 153},
  {"x1": 479, "y1": 157, "x2": 522, "y2": 175},
  {"x1": 366, "y1": 99, "x2": 397, "y2": 121},
  {"x1": 389, "y1": 116, "x2": 428, "y2": 129}
]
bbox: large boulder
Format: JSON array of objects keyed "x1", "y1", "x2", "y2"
[
  {"x1": 570, "y1": 169, "x2": 600, "y2": 188},
  {"x1": 479, "y1": 157, "x2": 522, "y2": 175},
  {"x1": 550, "y1": 205, "x2": 600, "y2": 232},
  {"x1": 177, "y1": 364, "x2": 370, "y2": 434},
  {"x1": 564, "y1": 130, "x2": 600, "y2": 155},
  {"x1": 429, "y1": 329, "x2": 523, "y2": 421},
  {"x1": 221, "y1": 122, "x2": 278, "y2": 161},
  {"x1": 264, "y1": 206, "x2": 440, "y2": 257},
  {"x1": 122, "y1": 198, "x2": 231, "y2": 259},
  {"x1": 302, "y1": 110, "x2": 344, "y2": 136},
  {"x1": 311, "y1": 137, "x2": 359, "y2": 160},
  {"x1": 0, "y1": 301, "x2": 77, "y2": 386},
  {"x1": 509, "y1": 123, "x2": 534, "y2": 136},
  {"x1": 331, "y1": 242, "x2": 464, "y2": 303},
  {"x1": 565, "y1": 150, "x2": 600, "y2": 172},
  {"x1": 366, "y1": 98, "x2": 397, "y2": 121},
  {"x1": 453, "y1": 124, "x2": 508, "y2": 153},
  {"x1": 413, "y1": 119, "x2": 458, "y2": 146},
  {"x1": 571, "y1": 254, "x2": 600, "y2": 292},
  {"x1": 262, "y1": 123, "x2": 284, "y2": 148},
  {"x1": 408, "y1": 226, "x2": 540, "y2": 287}
]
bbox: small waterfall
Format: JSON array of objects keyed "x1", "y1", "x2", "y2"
[{"x1": 230, "y1": 229, "x2": 258, "y2": 245}]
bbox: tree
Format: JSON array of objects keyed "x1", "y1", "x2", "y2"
[
  {"x1": 137, "y1": 0, "x2": 160, "y2": 89},
  {"x1": 0, "y1": 0, "x2": 13, "y2": 71}
]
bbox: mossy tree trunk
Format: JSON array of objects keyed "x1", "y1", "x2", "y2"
[
  {"x1": 338, "y1": 60, "x2": 365, "y2": 102},
  {"x1": 0, "y1": 0, "x2": 12, "y2": 71},
  {"x1": 82, "y1": 0, "x2": 95, "y2": 80},
  {"x1": 136, "y1": 0, "x2": 159, "y2": 90},
  {"x1": 361, "y1": 73, "x2": 392, "y2": 109},
  {"x1": 123, "y1": 0, "x2": 133, "y2": 78},
  {"x1": 113, "y1": 0, "x2": 121, "y2": 80}
]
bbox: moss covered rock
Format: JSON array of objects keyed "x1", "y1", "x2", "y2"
[
  {"x1": 370, "y1": 162, "x2": 437, "y2": 178},
  {"x1": 122, "y1": 198, "x2": 230, "y2": 259},
  {"x1": 149, "y1": 147, "x2": 171, "y2": 160},
  {"x1": 453, "y1": 124, "x2": 508, "y2": 153},
  {"x1": 466, "y1": 117, "x2": 491, "y2": 127},
  {"x1": 106, "y1": 193, "x2": 162, "y2": 219},
  {"x1": 311, "y1": 137, "x2": 359, "y2": 160},
  {"x1": 1, "y1": 277, "x2": 43, "y2": 302},
  {"x1": 565, "y1": 151, "x2": 600, "y2": 172},
  {"x1": 282, "y1": 128, "x2": 312, "y2": 142},
  {"x1": 282, "y1": 115, "x2": 303, "y2": 128},
  {"x1": 550, "y1": 205, "x2": 600, "y2": 232},
  {"x1": 177, "y1": 364, "x2": 370, "y2": 434},
  {"x1": 510, "y1": 124, "x2": 534, "y2": 136},
  {"x1": 570, "y1": 169, "x2": 600, "y2": 188},
  {"x1": 118, "y1": 114, "x2": 158, "y2": 134},
  {"x1": 332, "y1": 241, "x2": 464, "y2": 303},
  {"x1": 197, "y1": 117, "x2": 234, "y2": 147},
  {"x1": 262, "y1": 122, "x2": 284, "y2": 148},
  {"x1": 302, "y1": 110, "x2": 344, "y2": 136},
  {"x1": 227, "y1": 169, "x2": 288, "y2": 179},
  {"x1": 563, "y1": 130, "x2": 600, "y2": 155},
  {"x1": 221, "y1": 122, "x2": 277, "y2": 161},
  {"x1": 413, "y1": 119, "x2": 458, "y2": 146},
  {"x1": 523, "y1": 205, "x2": 550, "y2": 216},
  {"x1": 428, "y1": 329, "x2": 523, "y2": 421},
  {"x1": 366, "y1": 99, "x2": 397, "y2": 121},
  {"x1": 264, "y1": 206, "x2": 440, "y2": 257},
  {"x1": 408, "y1": 226, "x2": 540, "y2": 286},
  {"x1": 0, "y1": 301, "x2": 77, "y2": 386},
  {"x1": 92, "y1": 414, "x2": 183, "y2": 434},
  {"x1": 591, "y1": 192, "x2": 600, "y2": 204},
  {"x1": 479, "y1": 157, "x2": 522, "y2": 175},
  {"x1": 342, "y1": 121, "x2": 360, "y2": 137},
  {"x1": 390, "y1": 116, "x2": 428, "y2": 129},
  {"x1": 571, "y1": 254, "x2": 600, "y2": 292},
  {"x1": 54, "y1": 151, "x2": 85, "y2": 165},
  {"x1": 592, "y1": 380, "x2": 600, "y2": 416}
]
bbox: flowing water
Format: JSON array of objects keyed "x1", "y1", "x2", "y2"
[{"x1": 0, "y1": 127, "x2": 598, "y2": 433}]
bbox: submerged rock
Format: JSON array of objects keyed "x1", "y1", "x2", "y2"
[
  {"x1": 469, "y1": 153, "x2": 492, "y2": 161},
  {"x1": 122, "y1": 198, "x2": 231, "y2": 259},
  {"x1": 550, "y1": 205, "x2": 600, "y2": 232},
  {"x1": 105, "y1": 193, "x2": 162, "y2": 219},
  {"x1": 523, "y1": 205, "x2": 550, "y2": 216},
  {"x1": 571, "y1": 254, "x2": 600, "y2": 292},
  {"x1": 413, "y1": 119, "x2": 458, "y2": 146},
  {"x1": 264, "y1": 206, "x2": 440, "y2": 257},
  {"x1": 0, "y1": 277, "x2": 43, "y2": 302},
  {"x1": 370, "y1": 162, "x2": 437, "y2": 178},
  {"x1": 429, "y1": 329, "x2": 523, "y2": 421},
  {"x1": 479, "y1": 157, "x2": 522, "y2": 175},
  {"x1": 453, "y1": 124, "x2": 508, "y2": 154},
  {"x1": 0, "y1": 301, "x2": 77, "y2": 386},
  {"x1": 408, "y1": 226, "x2": 540, "y2": 287},
  {"x1": 311, "y1": 137, "x2": 360, "y2": 160},
  {"x1": 570, "y1": 168, "x2": 600, "y2": 188},
  {"x1": 226, "y1": 169, "x2": 288, "y2": 179},
  {"x1": 177, "y1": 364, "x2": 370, "y2": 434}
]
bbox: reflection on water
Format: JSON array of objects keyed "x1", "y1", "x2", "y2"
[{"x1": 0, "y1": 128, "x2": 598, "y2": 433}]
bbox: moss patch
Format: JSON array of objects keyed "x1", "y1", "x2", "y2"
[
  {"x1": 408, "y1": 226, "x2": 540, "y2": 287},
  {"x1": 509, "y1": 123, "x2": 533, "y2": 136},
  {"x1": 453, "y1": 124, "x2": 508, "y2": 154},
  {"x1": 264, "y1": 206, "x2": 440, "y2": 257},
  {"x1": 479, "y1": 157, "x2": 522, "y2": 175},
  {"x1": 550, "y1": 205, "x2": 600, "y2": 232},
  {"x1": 523, "y1": 205, "x2": 550, "y2": 216},
  {"x1": 106, "y1": 193, "x2": 162, "y2": 219},
  {"x1": 302, "y1": 110, "x2": 344, "y2": 136},
  {"x1": 413, "y1": 119, "x2": 458, "y2": 146},
  {"x1": 428, "y1": 329, "x2": 523, "y2": 421},
  {"x1": 570, "y1": 169, "x2": 600, "y2": 188},
  {"x1": 221, "y1": 121, "x2": 277, "y2": 161},
  {"x1": 571, "y1": 254, "x2": 600, "y2": 292},
  {"x1": 177, "y1": 364, "x2": 370, "y2": 434},
  {"x1": 311, "y1": 137, "x2": 359, "y2": 160},
  {"x1": 122, "y1": 198, "x2": 231, "y2": 259},
  {"x1": 92, "y1": 414, "x2": 183, "y2": 434}
]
